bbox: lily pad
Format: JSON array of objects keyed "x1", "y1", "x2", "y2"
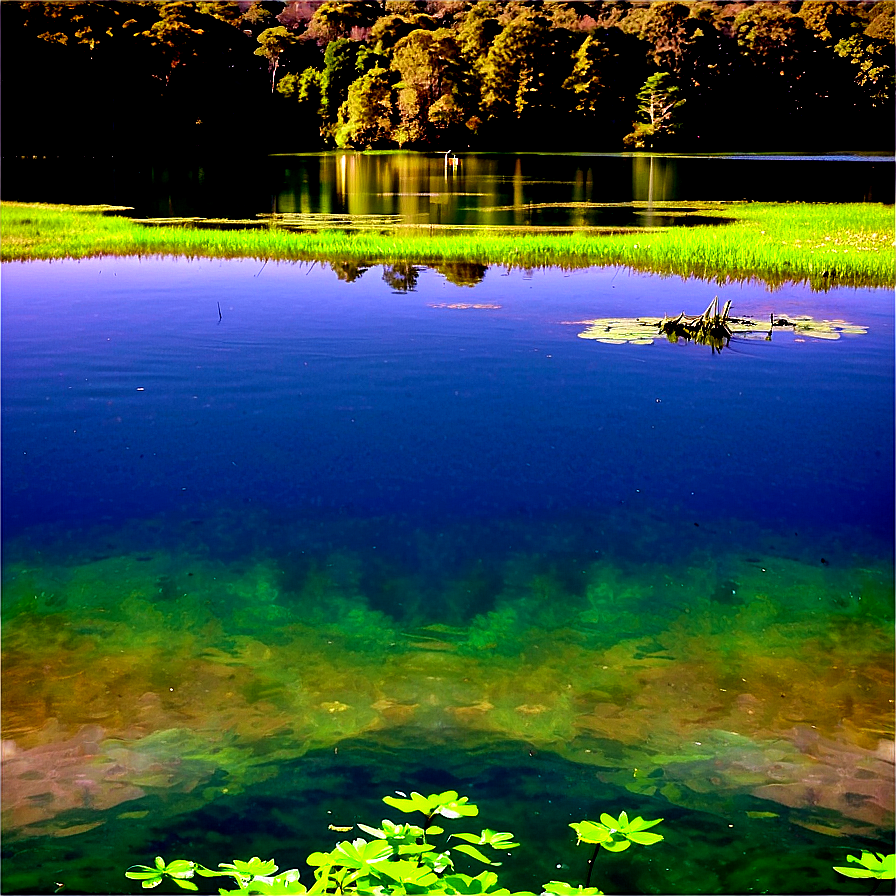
[
  {"x1": 575, "y1": 318, "x2": 660, "y2": 345},
  {"x1": 781, "y1": 316, "x2": 869, "y2": 339},
  {"x1": 569, "y1": 310, "x2": 867, "y2": 347}
]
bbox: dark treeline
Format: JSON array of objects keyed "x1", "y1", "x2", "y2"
[{"x1": 2, "y1": 0, "x2": 893, "y2": 157}]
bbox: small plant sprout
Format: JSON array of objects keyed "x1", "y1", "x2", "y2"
[
  {"x1": 126, "y1": 855, "x2": 303, "y2": 894},
  {"x1": 125, "y1": 857, "x2": 198, "y2": 890},
  {"x1": 833, "y1": 851, "x2": 895, "y2": 880},
  {"x1": 570, "y1": 811, "x2": 664, "y2": 888}
]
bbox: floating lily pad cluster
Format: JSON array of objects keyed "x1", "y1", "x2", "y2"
[{"x1": 572, "y1": 299, "x2": 867, "y2": 347}]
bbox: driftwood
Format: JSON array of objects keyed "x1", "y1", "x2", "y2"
[{"x1": 659, "y1": 296, "x2": 733, "y2": 352}]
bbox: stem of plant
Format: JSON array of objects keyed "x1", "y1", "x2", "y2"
[{"x1": 584, "y1": 844, "x2": 600, "y2": 889}]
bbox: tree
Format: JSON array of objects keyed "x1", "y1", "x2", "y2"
[
  {"x1": 197, "y1": 2, "x2": 242, "y2": 24},
  {"x1": 385, "y1": 0, "x2": 428, "y2": 14},
  {"x1": 563, "y1": 28, "x2": 644, "y2": 143},
  {"x1": 729, "y1": 3, "x2": 818, "y2": 146},
  {"x1": 319, "y1": 37, "x2": 368, "y2": 139},
  {"x1": 368, "y1": 12, "x2": 434, "y2": 54},
  {"x1": 19, "y1": 0, "x2": 133, "y2": 54},
  {"x1": 635, "y1": 0, "x2": 693, "y2": 75},
  {"x1": 307, "y1": 1, "x2": 384, "y2": 44},
  {"x1": 255, "y1": 25, "x2": 299, "y2": 92},
  {"x1": 835, "y1": 33, "x2": 894, "y2": 108},
  {"x1": 481, "y1": 6, "x2": 575, "y2": 137},
  {"x1": 623, "y1": 72, "x2": 685, "y2": 149},
  {"x1": 431, "y1": 262, "x2": 487, "y2": 286},
  {"x1": 241, "y1": 1, "x2": 284, "y2": 37},
  {"x1": 391, "y1": 28, "x2": 467, "y2": 145},
  {"x1": 456, "y1": 0, "x2": 503, "y2": 64},
  {"x1": 335, "y1": 66, "x2": 396, "y2": 147},
  {"x1": 139, "y1": 1, "x2": 217, "y2": 88},
  {"x1": 733, "y1": 3, "x2": 809, "y2": 72},
  {"x1": 798, "y1": 0, "x2": 865, "y2": 45}
]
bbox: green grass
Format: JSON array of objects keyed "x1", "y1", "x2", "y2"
[{"x1": 1, "y1": 201, "x2": 892, "y2": 289}]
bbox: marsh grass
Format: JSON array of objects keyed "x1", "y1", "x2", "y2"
[{"x1": 2, "y1": 201, "x2": 892, "y2": 289}]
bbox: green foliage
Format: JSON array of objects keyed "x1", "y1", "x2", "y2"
[
  {"x1": 307, "y1": 1, "x2": 383, "y2": 44},
  {"x1": 624, "y1": 73, "x2": 685, "y2": 149},
  {"x1": 255, "y1": 26, "x2": 299, "y2": 92},
  {"x1": 320, "y1": 37, "x2": 370, "y2": 137},
  {"x1": 3, "y1": 201, "x2": 894, "y2": 292},
  {"x1": 125, "y1": 856, "x2": 200, "y2": 891},
  {"x1": 570, "y1": 812, "x2": 665, "y2": 853},
  {"x1": 481, "y1": 8, "x2": 555, "y2": 120},
  {"x1": 124, "y1": 793, "x2": 669, "y2": 894},
  {"x1": 833, "y1": 851, "x2": 895, "y2": 880},
  {"x1": 391, "y1": 28, "x2": 467, "y2": 145},
  {"x1": 570, "y1": 812, "x2": 664, "y2": 890},
  {"x1": 7, "y1": 0, "x2": 894, "y2": 152},
  {"x1": 335, "y1": 66, "x2": 396, "y2": 148},
  {"x1": 542, "y1": 884, "x2": 603, "y2": 896},
  {"x1": 834, "y1": 33, "x2": 894, "y2": 106}
]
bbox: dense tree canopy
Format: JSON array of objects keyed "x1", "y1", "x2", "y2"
[{"x1": 2, "y1": 0, "x2": 892, "y2": 155}]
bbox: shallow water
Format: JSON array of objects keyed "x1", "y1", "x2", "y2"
[{"x1": 1, "y1": 258, "x2": 893, "y2": 895}]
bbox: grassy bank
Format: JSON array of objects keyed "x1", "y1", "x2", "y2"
[{"x1": 1, "y1": 200, "x2": 892, "y2": 288}]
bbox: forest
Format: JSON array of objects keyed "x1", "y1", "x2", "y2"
[{"x1": 2, "y1": 0, "x2": 894, "y2": 156}]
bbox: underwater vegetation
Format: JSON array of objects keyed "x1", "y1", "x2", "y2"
[{"x1": 2, "y1": 521, "x2": 892, "y2": 857}]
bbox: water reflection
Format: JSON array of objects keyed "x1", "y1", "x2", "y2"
[
  {"x1": 3, "y1": 152, "x2": 892, "y2": 221},
  {"x1": 632, "y1": 154, "x2": 676, "y2": 216}
]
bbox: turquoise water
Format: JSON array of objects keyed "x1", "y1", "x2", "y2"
[{"x1": 1, "y1": 258, "x2": 893, "y2": 895}]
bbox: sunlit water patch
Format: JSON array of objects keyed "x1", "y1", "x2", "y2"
[{"x1": 2, "y1": 258, "x2": 893, "y2": 895}]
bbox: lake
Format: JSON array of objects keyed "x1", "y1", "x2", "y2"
[
  {"x1": 3, "y1": 151, "x2": 894, "y2": 225},
  {"x1": 2, "y1": 252, "x2": 893, "y2": 895},
  {"x1": 1, "y1": 152, "x2": 894, "y2": 895}
]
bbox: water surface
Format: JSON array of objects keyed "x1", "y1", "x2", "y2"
[
  {"x1": 3, "y1": 151, "x2": 893, "y2": 224},
  {"x1": 1, "y1": 258, "x2": 893, "y2": 895}
]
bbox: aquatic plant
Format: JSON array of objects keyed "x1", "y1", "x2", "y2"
[
  {"x1": 2, "y1": 201, "x2": 892, "y2": 290},
  {"x1": 572, "y1": 304, "x2": 869, "y2": 349},
  {"x1": 125, "y1": 792, "x2": 664, "y2": 895},
  {"x1": 833, "y1": 850, "x2": 895, "y2": 881},
  {"x1": 126, "y1": 857, "x2": 202, "y2": 891},
  {"x1": 570, "y1": 812, "x2": 664, "y2": 888}
]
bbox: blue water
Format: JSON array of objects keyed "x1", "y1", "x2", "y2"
[
  {"x1": 1, "y1": 258, "x2": 894, "y2": 895},
  {"x1": 2, "y1": 258, "x2": 893, "y2": 545}
]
